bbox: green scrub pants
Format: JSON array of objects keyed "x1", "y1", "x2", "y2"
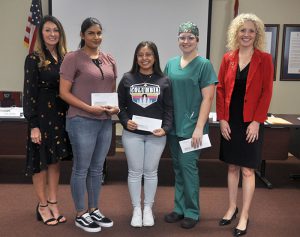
[{"x1": 168, "y1": 134, "x2": 201, "y2": 221}]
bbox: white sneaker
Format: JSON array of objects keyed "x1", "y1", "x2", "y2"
[
  {"x1": 131, "y1": 207, "x2": 142, "y2": 227},
  {"x1": 143, "y1": 206, "x2": 154, "y2": 226}
]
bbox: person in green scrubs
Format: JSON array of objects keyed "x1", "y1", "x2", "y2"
[{"x1": 164, "y1": 22, "x2": 218, "y2": 229}]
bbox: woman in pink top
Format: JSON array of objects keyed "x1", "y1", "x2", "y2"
[{"x1": 60, "y1": 17, "x2": 119, "y2": 233}]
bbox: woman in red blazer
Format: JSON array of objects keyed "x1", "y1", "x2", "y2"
[{"x1": 216, "y1": 13, "x2": 273, "y2": 236}]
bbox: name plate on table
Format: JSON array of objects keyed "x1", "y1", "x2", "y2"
[
  {"x1": 132, "y1": 115, "x2": 162, "y2": 132},
  {"x1": 0, "y1": 107, "x2": 24, "y2": 118},
  {"x1": 91, "y1": 93, "x2": 118, "y2": 107}
]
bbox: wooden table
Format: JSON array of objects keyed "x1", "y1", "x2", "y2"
[
  {"x1": 0, "y1": 118, "x2": 116, "y2": 157},
  {"x1": 1, "y1": 114, "x2": 299, "y2": 187},
  {"x1": 161, "y1": 114, "x2": 300, "y2": 188}
]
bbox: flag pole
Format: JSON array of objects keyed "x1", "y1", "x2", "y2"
[{"x1": 234, "y1": 0, "x2": 239, "y2": 18}]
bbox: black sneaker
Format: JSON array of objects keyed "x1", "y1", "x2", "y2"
[
  {"x1": 181, "y1": 217, "x2": 198, "y2": 229},
  {"x1": 90, "y1": 208, "x2": 113, "y2": 227},
  {"x1": 164, "y1": 212, "x2": 184, "y2": 223},
  {"x1": 75, "y1": 212, "x2": 101, "y2": 232}
]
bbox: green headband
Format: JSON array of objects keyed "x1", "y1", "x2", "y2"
[{"x1": 178, "y1": 21, "x2": 199, "y2": 36}]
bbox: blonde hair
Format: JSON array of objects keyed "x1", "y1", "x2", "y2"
[
  {"x1": 226, "y1": 13, "x2": 265, "y2": 51},
  {"x1": 34, "y1": 15, "x2": 67, "y2": 68}
]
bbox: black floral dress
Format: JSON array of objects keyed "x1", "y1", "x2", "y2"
[{"x1": 23, "y1": 50, "x2": 72, "y2": 176}]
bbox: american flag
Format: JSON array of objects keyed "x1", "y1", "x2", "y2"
[{"x1": 24, "y1": 0, "x2": 43, "y2": 53}]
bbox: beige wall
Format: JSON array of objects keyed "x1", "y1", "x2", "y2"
[
  {"x1": 210, "y1": 0, "x2": 300, "y2": 113},
  {"x1": 1, "y1": 0, "x2": 299, "y2": 113},
  {"x1": 0, "y1": 0, "x2": 48, "y2": 91}
]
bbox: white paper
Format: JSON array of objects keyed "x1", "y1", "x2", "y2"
[
  {"x1": 179, "y1": 134, "x2": 211, "y2": 153},
  {"x1": 209, "y1": 112, "x2": 217, "y2": 122},
  {"x1": 288, "y1": 31, "x2": 300, "y2": 74},
  {"x1": 132, "y1": 115, "x2": 162, "y2": 132},
  {"x1": 91, "y1": 93, "x2": 118, "y2": 106},
  {"x1": 265, "y1": 31, "x2": 272, "y2": 54}
]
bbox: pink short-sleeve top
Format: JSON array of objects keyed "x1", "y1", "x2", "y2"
[{"x1": 60, "y1": 49, "x2": 117, "y2": 120}]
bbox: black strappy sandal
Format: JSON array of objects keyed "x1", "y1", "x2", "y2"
[
  {"x1": 47, "y1": 200, "x2": 67, "y2": 223},
  {"x1": 36, "y1": 203, "x2": 58, "y2": 226}
]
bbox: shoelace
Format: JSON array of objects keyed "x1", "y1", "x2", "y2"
[
  {"x1": 133, "y1": 208, "x2": 142, "y2": 216},
  {"x1": 143, "y1": 208, "x2": 152, "y2": 214},
  {"x1": 82, "y1": 213, "x2": 93, "y2": 223},
  {"x1": 94, "y1": 209, "x2": 104, "y2": 218}
]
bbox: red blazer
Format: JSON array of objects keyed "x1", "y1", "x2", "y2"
[{"x1": 216, "y1": 49, "x2": 273, "y2": 123}]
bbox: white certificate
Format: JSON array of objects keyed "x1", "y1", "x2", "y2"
[
  {"x1": 288, "y1": 31, "x2": 300, "y2": 74},
  {"x1": 91, "y1": 93, "x2": 118, "y2": 106},
  {"x1": 179, "y1": 134, "x2": 211, "y2": 154},
  {"x1": 265, "y1": 31, "x2": 272, "y2": 54},
  {"x1": 132, "y1": 115, "x2": 162, "y2": 132}
]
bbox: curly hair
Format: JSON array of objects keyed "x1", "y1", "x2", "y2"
[{"x1": 226, "y1": 13, "x2": 265, "y2": 51}]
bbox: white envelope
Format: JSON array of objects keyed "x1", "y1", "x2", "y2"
[
  {"x1": 91, "y1": 93, "x2": 118, "y2": 107},
  {"x1": 132, "y1": 115, "x2": 162, "y2": 132},
  {"x1": 209, "y1": 112, "x2": 217, "y2": 122},
  {"x1": 179, "y1": 134, "x2": 211, "y2": 153}
]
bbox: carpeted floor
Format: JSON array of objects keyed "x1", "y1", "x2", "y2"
[
  {"x1": 0, "y1": 154, "x2": 299, "y2": 237},
  {"x1": 0, "y1": 184, "x2": 299, "y2": 237}
]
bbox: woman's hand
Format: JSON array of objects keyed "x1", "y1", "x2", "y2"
[
  {"x1": 220, "y1": 120, "x2": 231, "y2": 141},
  {"x1": 88, "y1": 105, "x2": 107, "y2": 115},
  {"x1": 246, "y1": 121, "x2": 260, "y2": 143},
  {"x1": 31, "y1": 127, "x2": 41, "y2": 144},
  {"x1": 105, "y1": 106, "x2": 120, "y2": 115},
  {"x1": 152, "y1": 128, "x2": 166, "y2": 137},
  {"x1": 127, "y1": 120, "x2": 138, "y2": 131},
  {"x1": 191, "y1": 126, "x2": 203, "y2": 148}
]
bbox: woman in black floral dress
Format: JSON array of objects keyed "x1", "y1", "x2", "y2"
[{"x1": 23, "y1": 15, "x2": 72, "y2": 226}]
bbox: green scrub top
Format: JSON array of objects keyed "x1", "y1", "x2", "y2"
[{"x1": 164, "y1": 56, "x2": 218, "y2": 138}]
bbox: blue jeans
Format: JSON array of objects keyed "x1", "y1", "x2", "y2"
[
  {"x1": 122, "y1": 129, "x2": 166, "y2": 208},
  {"x1": 66, "y1": 116, "x2": 112, "y2": 212}
]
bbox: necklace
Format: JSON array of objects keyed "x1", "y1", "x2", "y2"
[
  {"x1": 92, "y1": 58, "x2": 104, "y2": 80},
  {"x1": 138, "y1": 72, "x2": 153, "y2": 83}
]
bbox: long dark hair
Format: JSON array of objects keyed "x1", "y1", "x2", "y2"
[
  {"x1": 129, "y1": 41, "x2": 164, "y2": 77},
  {"x1": 79, "y1": 17, "x2": 102, "y2": 48},
  {"x1": 35, "y1": 15, "x2": 67, "y2": 67}
]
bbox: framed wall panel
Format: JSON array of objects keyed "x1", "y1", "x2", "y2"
[
  {"x1": 265, "y1": 24, "x2": 279, "y2": 80},
  {"x1": 280, "y1": 24, "x2": 300, "y2": 81}
]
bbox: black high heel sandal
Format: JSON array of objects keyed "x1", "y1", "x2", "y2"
[
  {"x1": 233, "y1": 219, "x2": 249, "y2": 236},
  {"x1": 219, "y1": 207, "x2": 238, "y2": 226},
  {"x1": 36, "y1": 203, "x2": 58, "y2": 226},
  {"x1": 47, "y1": 200, "x2": 67, "y2": 223}
]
